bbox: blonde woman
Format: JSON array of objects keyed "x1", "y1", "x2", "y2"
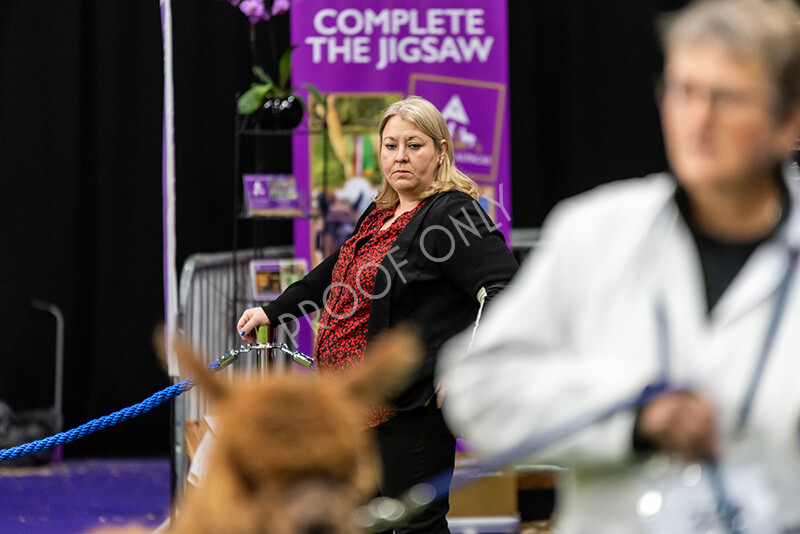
[{"x1": 238, "y1": 96, "x2": 518, "y2": 533}]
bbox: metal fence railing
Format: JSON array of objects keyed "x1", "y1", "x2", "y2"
[{"x1": 171, "y1": 246, "x2": 295, "y2": 500}]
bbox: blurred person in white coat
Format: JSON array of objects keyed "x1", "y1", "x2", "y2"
[{"x1": 438, "y1": 1, "x2": 800, "y2": 532}]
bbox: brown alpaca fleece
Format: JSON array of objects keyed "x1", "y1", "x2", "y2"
[{"x1": 88, "y1": 324, "x2": 422, "y2": 534}]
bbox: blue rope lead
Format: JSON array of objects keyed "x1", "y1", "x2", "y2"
[
  {"x1": 0, "y1": 342, "x2": 310, "y2": 463},
  {"x1": 0, "y1": 378, "x2": 194, "y2": 463}
]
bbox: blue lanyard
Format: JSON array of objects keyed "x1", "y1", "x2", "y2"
[
  {"x1": 655, "y1": 247, "x2": 799, "y2": 429},
  {"x1": 654, "y1": 247, "x2": 798, "y2": 534},
  {"x1": 736, "y1": 248, "x2": 799, "y2": 430}
]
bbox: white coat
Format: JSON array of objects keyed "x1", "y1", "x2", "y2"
[{"x1": 438, "y1": 170, "x2": 800, "y2": 533}]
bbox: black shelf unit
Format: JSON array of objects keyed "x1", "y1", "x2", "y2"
[{"x1": 230, "y1": 106, "x2": 328, "y2": 318}]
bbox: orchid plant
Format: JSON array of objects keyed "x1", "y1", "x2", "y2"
[
  {"x1": 225, "y1": 0, "x2": 291, "y2": 23},
  {"x1": 237, "y1": 46, "x2": 324, "y2": 117},
  {"x1": 223, "y1": 0, "x2": 324, "y2": 121}
]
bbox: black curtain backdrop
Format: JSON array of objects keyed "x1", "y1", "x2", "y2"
[{"x1": 0, "y1": 0, "x2": 687, "y2": 457}]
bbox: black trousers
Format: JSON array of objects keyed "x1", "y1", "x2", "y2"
[{"x1": 375, "y1": 401, "x2": 456, "y2": 534}]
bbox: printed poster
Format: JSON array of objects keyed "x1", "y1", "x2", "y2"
[
  {"x1": 285, "y1": 2, "x2": 512, "y2": 355},
  {"x1": 291, "y1": 1, "x2": 513, "y2": 267}
]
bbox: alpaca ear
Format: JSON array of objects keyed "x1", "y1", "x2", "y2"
[
  {"x1": 344, "y1": 324, "x2": 422, "y2": 404},
  {"x1": 352, "y1": 441, "x2": 383, "y2": 499},
  {"x1": 153, "y1": 325, "x2": 230, "y2": 401}
]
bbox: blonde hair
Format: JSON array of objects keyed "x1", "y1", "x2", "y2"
[
  {"x1": 374, "y1": 96, "x2": 479, "y2": 209},
  {"x1": 659, "y1": 0, "x2": 800, "y2": 120}
]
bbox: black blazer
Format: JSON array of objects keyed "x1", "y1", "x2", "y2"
[{"x1": 263, "y1": 190, "x2": 519, "y2": 410}]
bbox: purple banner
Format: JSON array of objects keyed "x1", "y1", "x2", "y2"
[{"x1": 290, "y1": 1, "x2": 513, "y2": 269}]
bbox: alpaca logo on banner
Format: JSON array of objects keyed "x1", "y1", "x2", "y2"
[
  {"x1": 411, "y1": 74, "x2": 506, "y2": 182},
  {"x1": 442, "y1": 94, "x2": 479, "y2": 151}
]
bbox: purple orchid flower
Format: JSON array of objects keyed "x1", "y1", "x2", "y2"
[{"x1": 271, "y1": 0, "x2": 291, "y2": 15}]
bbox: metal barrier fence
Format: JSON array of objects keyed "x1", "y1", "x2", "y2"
[{"x1": 172, "y1": 246, "x2": 295, "y2": 500}]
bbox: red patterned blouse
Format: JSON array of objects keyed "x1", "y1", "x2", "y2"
[{"x1": 315, "y1": 202, "x2": 424, "y2": 427}]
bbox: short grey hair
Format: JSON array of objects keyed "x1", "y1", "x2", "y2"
[{"x1": 658, "y1": 0, "x2": 800, "y2": 120}]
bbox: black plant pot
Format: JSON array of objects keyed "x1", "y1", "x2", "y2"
[{"x1": 258, "y1": 96, "x2": 304, "y2": 130}]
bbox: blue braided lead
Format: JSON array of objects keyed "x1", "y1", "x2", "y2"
[
  {"x1": 0, "y1": 378, "x2": 194, "y2": 463},
  {"x1": 0, "y1": 342, "x2": 308, "y2": 463}
]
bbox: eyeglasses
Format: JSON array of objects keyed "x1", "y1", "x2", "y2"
[{"x1": 657, "y1": 77, "x2": 770, "y2": 116}]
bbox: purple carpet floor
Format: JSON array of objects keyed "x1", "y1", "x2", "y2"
[{"x1": 0, "y1": 458, "x2": 171, "y2": 533}]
